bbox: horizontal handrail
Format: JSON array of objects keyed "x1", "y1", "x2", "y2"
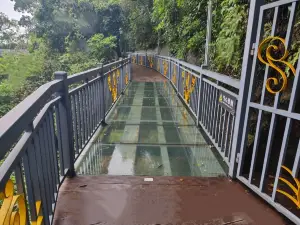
[
  {"x1": 0, "y1": 96, "x2": 61, "y2": 188},
  {"x1": 0, "y1": 57, "x2": 131, "y2": 224},
  {"x1": 0, "y1": 80, "x2": 63, "y2": 159},
  {"x1": 134, "y1": 53, "x2": 240, "y2": 89},
  {"x1": 67, "y1": 58, "x2": 129, "y2": 85},
  {"x1": 0, "y1": 57, "x2": 129, "y2": 161}
]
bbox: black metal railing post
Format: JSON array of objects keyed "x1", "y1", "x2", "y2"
[
  {"x1": 54, "y1": 71, "x2": 75, "y2": 177},
  {"x1": 119, "y1": 58, "x2": 124, "y2": 94},
  {"x1": 129, "y1": 54, "x2": 132, "y2": 81},
  {"x1": 168, "y1": 57, "x2": 171, "y2": 79},
  {"x1": 100, "y1": 65, "x2": 107, "y2": 126},
  {"x1": 176, "y1": 61, "x2": 180, "y2": 94},
  {"x1": 196, "y1": 74, "x2": 203, "y2": 126}
]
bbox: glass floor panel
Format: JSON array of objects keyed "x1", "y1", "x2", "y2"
[
  {"x1": 95, "y1": 122, "x2": 207, "y2": 145},
  {"x1": 77, "y1": 144, "x2": 227, "y2": 177},
  {"x1": 117, "y1": 96, "x2": 183, "y2": 107},
  {"x1": 77, "y1": 81, "x2": 228, "y2": 177},
  {"x1": 106, "y1": 106, "x2": 195, "y2": 125}
]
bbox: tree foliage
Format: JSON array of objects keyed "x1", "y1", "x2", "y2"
[
  {"x1": 1, "y1": 0, "x2": 300, "y2": 119},
  {"x1": 87, "y1": 34, "x2": 117, "y2": 62},
  {"x1": 210, "y1": 0, "x2": 248, "y2": 77}
]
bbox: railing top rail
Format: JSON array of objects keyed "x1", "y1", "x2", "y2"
[
  {"x1": 0, "y1": 80, "x2": 63, "y2": 159},
  {"x1": 67, "y1": 58, "x2": 129, "y2": 85},
  {"x1": 0, "y1": 96, "x2": 61, "y2": 187},
  {"x1": 133, "y1": 53, "x2": 240, "y2": 89},
  {"x1": 0, "y1": 57, "x2": 129, "y2": 160}
]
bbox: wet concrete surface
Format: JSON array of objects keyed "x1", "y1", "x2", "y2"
[{"x1": 53, "y1": 176, "x2": 289, "y2": 225}]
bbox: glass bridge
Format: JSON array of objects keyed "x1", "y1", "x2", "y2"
[{"x1": 76, "y1": 81, "x2": 227, "y2": 177}]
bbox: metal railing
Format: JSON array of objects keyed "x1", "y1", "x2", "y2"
[
  {"x1": 132, "y1": 0, "x2": 300, "y2": 219},
  {"x1": 133, "y1": 53, "x2": 240, "y2": 170},
  {"x1": 0, "y1": 58, "x2": 131, "y2": 225}
]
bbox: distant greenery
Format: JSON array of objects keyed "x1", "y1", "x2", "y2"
[{"x1": 152, "y1": 0, "x2": 207, "y2": 60}]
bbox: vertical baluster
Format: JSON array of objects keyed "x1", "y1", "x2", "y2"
[
  {"x1": 80, "y1": 89, "x2": 87, "y2": 145},
  {"x1": 33, "y1": 132, "x2": 50, "y2": 225},
  {"x1": 23, "y1": 147, "x2": 38, "y2": 222},
  {"x1": 120, "y1": 60, "x2": 123, "y2": 93},
  {"x1": 83, "y1": 84, "x2": 89, "y2": 139},
  {"x1": 39, "y1": 123, "x2": 53, "y2": 213},
  {"x1": 228, "y1": 115, "x2": 236, "y2": 162},
  {"x1": 96, "y1": 78, "x2": 101, "y2": 125},
  {"x1": 71, "y1": 95, "x2": 79, "y2": 154},
  {"x1": 203, "y1": 82, "x2": 208, "y2": 125},
  {"x1": 87, "y1": 81, "x2": 92, "y2": 138},
  {"x1": 100, "y1": 68, "x2": 106, "y2": 124},
  {"x1": 48, "y1": 110, "x2": 60, "y2": 186},
  {"x1": 93, "y1": 81, "x2": 97, "y2": 128},
  {"x1": 220, "y1": 111, "x2": 228, "y2": 155},
  {"x1": 90, "y1": 82, "x2": 94, "y2": 133},
  {"x1": 54, "y1": 104, "x2": 65, "y2": 176},
  {"x1": 129, "y1": 56, "x2": 132, "y2": 81},
  {"x1": 75, "y1": 93, "x2": 82, "y2": 151},
  {"x1": 93, "y1": 81, "x2": 97, "y2": 130},
  {"x1": 90, "y1": 82, "x2": 95, "y2": 131},
  {"x1": 95, "y1": 80, "x2": 99, "y2": 126},
  {"x1": 91, "y1": 81, "x2": 95, "y2": 133},
  {"x1": 205, "y1": 84, "x2": 211, "y2": 128},
  {"x1": 211, "y1": 87, "x2": 218, "y2": 136},
  {"x1": 176, "y1": 63, "x2": 180, "y2": 92},
  {"x1": 44, "y1": 118, "x2": 56, "y2": 201},
  {"x1": 55, "y1": 71, "x2": 75, "y2": 177},
  {"x1": 215, "y1": 104, "x2": 221, "y2": 143},
  {"x1": 83, "y1": 86, "x2": 89, "y2": 143},
  {"x1": 206, "y1": 84, "x2": 212, "y2": 130},
  {"x1": 196, "y1": 74, "x2": 203, "y2": 126},
  {"x1": 15, "y1": 163, "x2": 31, "y2": 225},
  {"x1": 218, "y1": 107, "x2": 224, "y2": 147},
  {"x1": 209, "y1": 86, "x2": 216, "y2": 134}
]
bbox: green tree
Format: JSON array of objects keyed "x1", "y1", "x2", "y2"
[
  {"x1": 0, "y1": 12, "x2": 19, "y2": 49},
  {"x1": 87, "y1": 34, "x2": 117, "y2": 62}
]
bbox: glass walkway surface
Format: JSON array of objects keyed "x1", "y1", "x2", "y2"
[{"x1": 76, "y1": 81, "x2": 227, "y2": 177}]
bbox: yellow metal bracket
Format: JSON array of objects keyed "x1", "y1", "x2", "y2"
[
  {"x1": 257, "y1": 36, "x2": 296, "y2": 94},
  {"x1": 0, "y1": 179, "x2": 43, "y2": 225},
  {"x1": 272, "y1": 166, "x2": 300, "y2": 209}
]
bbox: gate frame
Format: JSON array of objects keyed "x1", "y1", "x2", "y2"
[
  {"x1": 229, "y1": 0, "x2": 265, "y2": 177},
  {"x1": 232, "y1": 0, "x2": 300, "y2": 224}
]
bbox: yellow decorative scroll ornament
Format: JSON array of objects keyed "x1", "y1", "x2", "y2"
[
  {"x1": 157, "y1": 60, "x2": 160, "y2": 71},
  {"x1": 107, "y1": 70, "x2": 119, "y2": 102},
  {"x1": 0, "y1": 179, "x2": 43, "y2": 225},
  {"x1": 272, "y1": 166, "x2": 300, "y2": 208},
  {"x1": 148, "y1": 56, "x2": 154, "y2": 68},
  {"x1": 172, "y1": 67, "x2": 176, "y2": 85},
  {"x1": 258, "y1": 36, "x2": 296, "y2": 94},
  {"x1": 125, "y1": 73, "x2": 129, "y2": 85},
  {"x1": 182, "y1": 71, "x2": 196, "y2": 103},
  {"x1": 163, "y1": 60, "x2": 168, "y2": 76},
  {"x1": 139, "y1": 56, "x2": 143, "y2": 65},
  {"x1": 132, "y1": 56, "x2": 136, "y2": 64}
]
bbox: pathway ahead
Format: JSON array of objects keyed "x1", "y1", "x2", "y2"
[{"x1": 53, "y1": 65, "x2": 288, "y2": 225}]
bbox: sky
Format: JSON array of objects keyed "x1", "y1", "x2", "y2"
[{"x1": 0, "y1": 0, "x2": 25, "y2": 20}]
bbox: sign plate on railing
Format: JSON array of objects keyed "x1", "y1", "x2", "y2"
[{"x1": 218, "y1": 90, "x2": 236, "y2": 115}]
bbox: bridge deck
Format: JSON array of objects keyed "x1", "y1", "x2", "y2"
[{"x1": 53, "y1": 65, "x2": 289, "y2": 225}]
